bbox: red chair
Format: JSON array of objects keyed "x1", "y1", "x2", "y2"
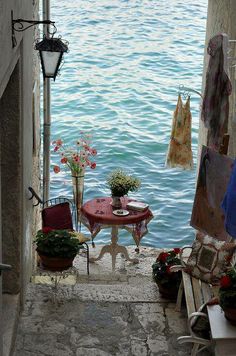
[{"x1": 42, "y1": 197, "x2": 89, "y2": 275}]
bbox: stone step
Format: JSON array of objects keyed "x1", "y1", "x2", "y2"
[{"x1": 32, "y1": 246, "x2": 161, "y2": 303}]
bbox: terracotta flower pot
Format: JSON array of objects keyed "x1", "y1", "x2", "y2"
[
  {"x1": 38, "y1": 253, "x2": 76, "y2": 272},
  {"x1": 222, "y1": 307, "x2": 236, "y2": 325},
  {"x1": 157, "y1": 282, "x2": 179, "y2": 300}
]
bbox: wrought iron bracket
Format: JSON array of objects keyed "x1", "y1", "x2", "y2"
[
  {"x1": 28, "y1": 187, "x2": 43, "y2": 207},
  {"x1": 11, "y1": 10, "x2": 56, "y2": 48}
]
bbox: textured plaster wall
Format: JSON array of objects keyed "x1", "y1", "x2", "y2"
[
  {"x1": 0, "y1": 0, "x2": 41, "y2": 297},
  {"x1": 198, "y1": 0, "x2": 236, "y2": 158},
  {"x1": 0, "y1": 63, "x2": 21, "y2": 293},
  {"x1": 31, "y1": 1, "x2": 42, "y2": 272}
]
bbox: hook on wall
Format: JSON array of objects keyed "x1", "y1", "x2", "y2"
[{"x1": 28, "y1": 187, "x2": 43, "y2": 206}]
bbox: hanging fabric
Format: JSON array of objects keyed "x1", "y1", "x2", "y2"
[
  {"x1": 201, "y1": 33, "x2": 232, "y2": 150},
  {"x1": 166, "y1": 94, "x2": 193, "y2": 169},
  {"x1": 191, "y1": 145, "x2": 234, "y2": 241}
]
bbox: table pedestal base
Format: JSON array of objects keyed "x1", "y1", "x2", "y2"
[{"x1": 89, "y1": 226, "x2": 139, "y2": 271}]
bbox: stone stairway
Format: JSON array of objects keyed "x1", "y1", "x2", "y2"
[{"x1": 12, "y1": 247, "x2": 212, "y2": 356}]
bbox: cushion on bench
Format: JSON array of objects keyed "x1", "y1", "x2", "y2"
[{"x1": 183, "y1": 233, "x2": 236, "y2": 285}]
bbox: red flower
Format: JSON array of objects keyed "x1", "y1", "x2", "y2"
[
  {"x1": 158, "y1": 252, "x2": 169, "y2": 262},
  {"x1": 42, "y1": 227, "x2": 53, "y2": 234},
  {"x1": 91, "y1": 148, "x2": 97, "y2": 156},
  {"x1": 220, "y1": 275, "x2": 232, "y2": 288},
  {"x1": 166, "y1": 265, "x2": 172, "y2": 274},
  {"x1": 61, "y1": 157, "x2": 68, "y2": 164},
  {"x1": 56, "y1": 139, "x2": 63, "y2": 146},
  {"x1": 225, "y1": 255, "x2": 233, "y2": 263},
  {"x1": 174, "y1": 248, "x2": 181, "y2": 255},
  {"x1": 53, "y1": 165, "x2": 60, "y2": 173},
  {"x1": 52, "y1": 135, "x2": 97, "y2": 175}
]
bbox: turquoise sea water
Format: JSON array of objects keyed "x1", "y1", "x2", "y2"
[{"x1": 48, "y1": 0, "x2": 208, "y2": 248}]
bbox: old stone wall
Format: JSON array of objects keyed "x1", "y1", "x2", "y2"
[{"x1": 0, "y1": 0, "x2": 41, "y2": 298}]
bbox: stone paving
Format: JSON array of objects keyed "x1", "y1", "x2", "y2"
[{"x1": 13, "y1": 247, "x2": 213, "y2": 356}]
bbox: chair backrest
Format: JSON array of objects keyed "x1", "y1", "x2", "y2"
[{"x1": 42, "y1": 197, "x2": 76, "y2": 230}]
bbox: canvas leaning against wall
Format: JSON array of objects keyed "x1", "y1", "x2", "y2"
[{"x1": 190, "y1": 145, "x2": 234, "y2": 241}]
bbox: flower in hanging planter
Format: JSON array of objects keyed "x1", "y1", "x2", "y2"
[{"x1": 52, "y1": 133, "x2": 97, "y2": 175}]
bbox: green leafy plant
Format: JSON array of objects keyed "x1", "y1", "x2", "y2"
[
  {"x1": 152, "y1": 248, "x2": 182, "y2": 287},
  {"x1": 219, "y1": 266, "x2": 236, "y2": 309},
  {"x1": 106, "y1": 169, "x2": 141, "y2": 197},
  {"x1": 34, "y1": 227, "x2": 84, "y2": 259}
]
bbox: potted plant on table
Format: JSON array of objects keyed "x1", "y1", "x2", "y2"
[
  {"x1": 219, "y1": 266, "x2": 236, "y2": 325},
  {"x1": 34, "y1": 227, "x2": 87, "y2": 271},
  {"x1": 152, "y1": 248, "x2": 182, "y2": 299},
  {"x1": 106, "y1": 169, "x2": 141, "y2": 208}
]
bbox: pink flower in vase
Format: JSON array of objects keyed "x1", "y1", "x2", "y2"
[
  {"x1": 53, "y1": 165, "x2": 60, "y2": 173},
  {"x1": 52, "y1": 133, "x2": 97, "y2": 176}
]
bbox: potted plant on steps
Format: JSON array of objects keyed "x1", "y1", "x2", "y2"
[
  {"x1": 152, "y1": 248, "x2": 182, "y2": 300},
  {"x1": 106, "y1": 169, "x2": 141, "y2": 208},
  {"x1": 34, "y1": 227, "x2": 87, "y2": 271},
  {"x1": 219, "y1": 266, "x2": 236, "y2": 325}
]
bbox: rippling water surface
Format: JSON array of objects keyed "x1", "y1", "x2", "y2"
[{"x1": 49, "y1": 0, "x2": 208, "y2": 248}]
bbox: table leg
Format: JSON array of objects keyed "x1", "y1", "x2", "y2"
[
  {"x1": 111, "y1": 226, "x2": 119, "y2": 271},
  {"x1": 116, "y1": 245, "x2": 139, "y2": 265},
  {"x1": 89, "y1": 245, "x2": 112, "y2": 263},
  {"x1": 89, "y1": 226, "x2": 139, "y2": 271}
]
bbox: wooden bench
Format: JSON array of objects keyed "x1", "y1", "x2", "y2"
[{"x1": 172, "y1": 248, "x2": 236, "y2": 356}]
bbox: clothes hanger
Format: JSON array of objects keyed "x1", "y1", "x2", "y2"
[{"x1": 178, "y1": 84, "x2": 202, "y2": 99}]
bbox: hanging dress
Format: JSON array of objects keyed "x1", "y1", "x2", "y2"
[
  {"x1": 166, "y1": 94, "x2": 193, "y2": 169},
  {"x1": 201, "y1": 33, "x2": 232, "y2": 150}
]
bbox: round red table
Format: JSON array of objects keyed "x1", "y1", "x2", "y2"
[{"x1": 81, "y1": 197, "x2": 153, "y2": 271}]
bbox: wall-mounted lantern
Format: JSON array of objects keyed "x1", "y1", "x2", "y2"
[
  {"x1": 35, "y1": 37, "x2": 68, "y2": 80},
  {"x1": 11, "y1": 11, "x2": 68, "y2": 80}
]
